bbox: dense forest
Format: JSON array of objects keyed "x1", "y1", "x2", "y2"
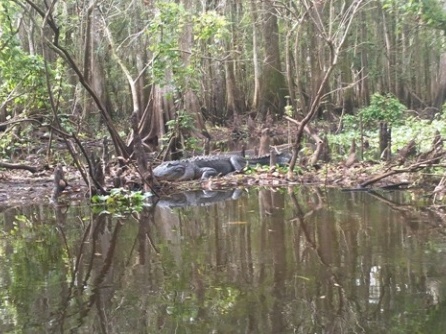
[{"x1": 1, "y1": 0, "x2": 446, "y2": 177}]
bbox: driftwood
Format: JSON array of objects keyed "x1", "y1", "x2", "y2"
[
  {"x1": 359, "y1": 153, "x2": 446, "y2": 188},
  {"x1": 0, "y1": 161, "x2": 39, "y2": 173}
]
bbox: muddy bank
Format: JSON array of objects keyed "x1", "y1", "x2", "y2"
[
  {"x1": 0, "y1": 160, "x2": 437, "y2": 210},
  {"x1": 0, "y1": 168, "x2": 87, "y2": 209}
]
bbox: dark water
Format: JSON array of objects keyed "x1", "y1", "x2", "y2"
[{"x1": 1, "y1": 187, "x2": 446, "y2": 333}]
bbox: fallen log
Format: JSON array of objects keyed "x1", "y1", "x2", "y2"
[{"x1": 0, "y1": 161, "x2": 38, "y2": 173}]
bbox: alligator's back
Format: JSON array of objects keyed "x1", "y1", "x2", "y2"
[
  {"x1": 153, "y1": 154, "x2": 246, "y2": 181},
  {"x1": 246, "y1": 152, "x2": 291, "y2": 166},
  {"x1": 189, "y1": 155, "x2": 245, "y2": 174},
  {"x1": 153, "y1": 152, "x2": 289, "y2": 182}
]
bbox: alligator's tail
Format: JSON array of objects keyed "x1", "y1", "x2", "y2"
[{"x1": 247, "y1": 152, "x2": 291, "y2": 166}]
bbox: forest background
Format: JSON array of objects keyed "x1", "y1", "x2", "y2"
[{"x1": 2, "y1": 0, "x2": 446, "y2": 175}]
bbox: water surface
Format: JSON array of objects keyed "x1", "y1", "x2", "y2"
[{"x1": 1, "y1": 187, "x2": 446, "y2": 333}]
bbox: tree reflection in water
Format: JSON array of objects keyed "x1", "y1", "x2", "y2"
[{"x1": 1, "y1": 187, "x2": 446, "y2": 333}]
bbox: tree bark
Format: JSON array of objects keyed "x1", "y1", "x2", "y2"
[
  {"x1": 257, "y1": 1, "x2": 287, "y2": 120},
  {"x1": 179, "y1": 0, "x2": 210, "y2": 142},
  {"x1": 359, "y1": 9, "x2": 370, "y2": 106},
  {"x1": 84, "y1": 5, "x2": 110, "y2": 124},
  {"x1": 250, "y1": 0, "x2": 261, "y2": 114},
  {"x1": 434, "y1": 53, "x2": 446, "y2": 109}
]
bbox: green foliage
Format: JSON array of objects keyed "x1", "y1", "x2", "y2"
[
  {"x1": 91, "y1": 189, "x2": 152, "y2": 215},
  {"x1": 147, "y1": 1, "x2": 229, "y2": 91},
  {"x1": 284, "y1": 103, "x2": 294, "y2": 118},
  {"x1": 0, "y1": 132, "x2": 22, "y2": 157},
  {"x1": 0, "y1": 46, "x2": 50, "y2": 112},
  {"x1": 382, "y1": 0, "x2": 446, "y2": 31},
  {"x1": 244, "y1": 163, "x2": 296, "y2": 175},
  {"x1": 164, "y1": 110, "x2": 201, "y2": 150},
  {"x1": 330, "y1": 111, "x2": 446, "y2": 161},
  {"x1": 341, "y1": 114, "x2": 360, "y2": 130},
  {"x1": 193, "y1": 10, "x2": 229, "y2": 47},
  {"x1": 147, "y1": 2, "x2": 189, "y2": 87},
  {"x1": 184, "y1": 136, "x2": 201, "y2": 151},
  {"x1": 419, "y1": 0, "x2": 446, "y2": 31},
  {"x1": 204, "y1": 285, "x2": 240, "y2": 315},
  {"x1": 392, "y1": 115, "x2": 446, "y2": 152},
  {"x1": 165, "y1": 110, "x2": 195, "y2": 132},
  {"x1": 0, "y1": 2, "x2": 53, "y2": 113},
  {"x1": 359, "y1": 93, "x2": 406, "y2": 126}
]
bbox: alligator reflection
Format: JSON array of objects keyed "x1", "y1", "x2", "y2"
[
  {"x1": 155, "y1": 188, "x2": 244, "y2": 208},
  {"x1": 2, "y1": 188, "x2": 446, "y2": 333}
]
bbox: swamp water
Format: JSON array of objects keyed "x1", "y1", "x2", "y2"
[{"x1": 1, "y1": 187, "x2": 446, "y2": 333}]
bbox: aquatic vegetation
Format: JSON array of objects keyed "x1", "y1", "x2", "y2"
[{"x1": 91, "y1": 188, "x2": 152, "y2": 215}]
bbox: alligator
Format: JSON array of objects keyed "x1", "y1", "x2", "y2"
[{"x1": 153, "y1": 152, "x2": 291, "y2": 181}]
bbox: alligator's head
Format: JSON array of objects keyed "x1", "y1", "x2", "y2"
[{"x1": 153, "y1": 161, "x2": 194, "y2": 181}]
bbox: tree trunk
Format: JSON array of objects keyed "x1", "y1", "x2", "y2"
[
  {"x1": 285, "y1": 23, "x2": 298, "y2": 115},
  {"x1": 340, "y1": 58, "x2": 355, "y2": 115},
  {"x1": 179, "y1": 0, "x2": 210, "y2": 143},
  {"x1": 225, "y1": 55, "x2": 243, "y2": 121},
  {"x1": 250, "y1": 0, "x2": 261, "y2": 114},
  {"x1": 379, "y1": 122, "x2": 391, "y2": 161},
  {"x1": 257, "y1": 1, "x2": 286, "y2": 120},
  {"x1": 359, "y1": 9, "x2": 370, "y2": 106},
  {"x1": 434, "y1": 53, "x2": 446, "y2": 110}
]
